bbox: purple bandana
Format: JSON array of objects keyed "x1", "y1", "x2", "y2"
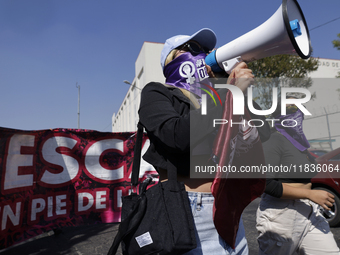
[
  {"x1": 275, "y1": 109, "x2": 310, "y2": 151},
  {"x1": 163, "y1": 52, "x2": 212, "y2": 99}
]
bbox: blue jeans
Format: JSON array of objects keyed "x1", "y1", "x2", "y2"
[{"x1": 184, "y1": 192, "x2": 249, "y2": 255}]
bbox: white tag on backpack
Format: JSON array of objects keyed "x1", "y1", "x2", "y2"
[{"x1": 135, "y1": 232, "x2": 153, "y2": 248}]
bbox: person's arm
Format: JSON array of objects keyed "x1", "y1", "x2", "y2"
[
  {"x1": 228, "y1": 62, "x2": 254, "y2": 92},
  {"x1": 281, "y1": 184, "x2": 334, "y2": 210},
  {"x1": 263, "y1": 134, "x2": 335, "y2": 210},
  {"x1": 138, "y1": 82, "x2": 227, "y2": 153},
  {"x1": 217, "y1": 62, "x2": 270, "y2": 142},
  {"x1": 265, "y1": 166, "x2": 335, "y2": 210}
]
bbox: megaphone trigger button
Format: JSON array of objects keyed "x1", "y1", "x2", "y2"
[{"x1": 290, "y1": 19, "x2": 302, "y2": 37}]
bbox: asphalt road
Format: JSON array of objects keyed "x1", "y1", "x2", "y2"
[{"x1": 1, "y1": 198, "x2": 340, "y2": 255}]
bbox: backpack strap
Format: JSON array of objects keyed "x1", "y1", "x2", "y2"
[
  {"x1": 107, "y1": 122, "x2": 147, "y2": 255},
  {"x1": 131, "y1": 122, "x2": 144, "y2": 187}
]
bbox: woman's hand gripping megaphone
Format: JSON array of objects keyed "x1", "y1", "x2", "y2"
[{"x1": 227, "y1": 62, "x2": 254, "y2": 93}]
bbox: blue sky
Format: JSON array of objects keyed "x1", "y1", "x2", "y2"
[{"x1": 1, "y1": 0, "x2": 339, "y2": 132}]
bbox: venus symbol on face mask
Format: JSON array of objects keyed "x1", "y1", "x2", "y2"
[{"x1": 179, "y1": 61, "x2": 196, "y2": 84}]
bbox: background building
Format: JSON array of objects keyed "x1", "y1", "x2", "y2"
[
  {"x1": 112, "y1": 42, "x2": 164, "y2": 132},
  {"x1": 112, "y1": 42, "x2": 340, "y2": 150},
  {"x1": 304, "y1": 59, "x2": 340, "y2": 151}
]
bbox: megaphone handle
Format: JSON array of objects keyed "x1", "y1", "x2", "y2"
[{"x1": 222, "y1": 56, "x2": 243, "y2": 74}]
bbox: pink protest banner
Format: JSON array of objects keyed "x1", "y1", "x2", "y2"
[{"x1": 0, "y1": 127, "x2": 157, "y2": 249}]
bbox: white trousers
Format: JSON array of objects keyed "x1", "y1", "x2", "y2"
[{"x1": 256, "y1": 194, "x2": 340, "y2": 255}]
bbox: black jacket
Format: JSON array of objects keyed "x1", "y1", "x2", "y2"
[{"x1": 138, "y1": 82, "x2": 270, "y2": 176}]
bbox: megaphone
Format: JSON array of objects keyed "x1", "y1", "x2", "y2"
[{"x1": 205, "y1": 0, "x2": 312, "y2": 73}]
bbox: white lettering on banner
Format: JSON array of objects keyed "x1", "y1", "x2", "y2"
[
  {"x1": 84, "y1": 139, "x2": 125, "y2": 182},
  {"x1": 95, "y1": 191, "x2": 107, "y2": 210},
  {"x1": 1, "y1": 202, "x2": 22, "y2": 231},
  {"x1": 77, "y1": 192, "x2": 93, "y2": 212},
  {"x1": 31, "y1": 198, "x2": 45, "y2": 221},
  {"x1": 76, "y1": 188, "x2": 109, "y2": 214},
  {"x1": 47, "y1": 196, "x2": 53, "y2": 217},
  {"x1": 29, "y1": 194, "x2": 68, "y2": 224},
  {"x1": 2, "y1": 134, "x2": 155, "y2": 195},
  {"x1": 116, "y1": 189, "x2": 122, "y2": 208},
  {"x1": 41, "y1": 136, "x2": 79, "y2": 185},
  {"x1": 0, "y1": 189, "x2": 115, "y2": 232},
  {"x1": 0, "y1": 130, "x2": 160, "y2": 248},
  {"x1": 4, "y1": 134, "x2": 35, "y2": 191},
  {"x1": 56, "y1": 194, "x2": 67, "y2": 215}
]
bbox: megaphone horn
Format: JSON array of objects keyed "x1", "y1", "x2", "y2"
[{"x1": 205, "y1": 0, "x2": 312, "y2": 73}]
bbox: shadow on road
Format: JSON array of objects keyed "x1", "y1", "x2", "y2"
[
  {"x1": 0, "y1": 223, "x2": 121, "y2": 255},
  {"x1": 1, "y1": 198, "x2": 340, "y2": 255}
]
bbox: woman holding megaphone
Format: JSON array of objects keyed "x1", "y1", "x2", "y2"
[{"x1": 138, "y1": 28, "x2": 270, "y2": 254}]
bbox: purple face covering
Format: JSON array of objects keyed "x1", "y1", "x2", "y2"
[
  {"x1": 163, "y1": 52, "x2": 212, "y2": 99},
  {"x1": 275, "y1": 109, "x2": 310, "y2": 151}
]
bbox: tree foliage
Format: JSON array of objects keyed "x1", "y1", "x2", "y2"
[
  {"x1": 333, "y1": 33, "x2": 340, "y2": 51},
  {"x1": 247, "y1": 54, "x2": 319, "y2": 109},
  {"x1": 332, "y1": 33, "x2": 340, "y2": 78}
]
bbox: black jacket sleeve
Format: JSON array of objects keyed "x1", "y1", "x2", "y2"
[
  {"x1": 138, "y1": 82, "x2": 228, "y2": 154},
  {"x1": 265, "y1": 179, "x2": 283, "y2": 198}
]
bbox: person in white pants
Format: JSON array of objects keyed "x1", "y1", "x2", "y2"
[{"x1": 256, "y1": 99, "x2": 340, "y2": 255}]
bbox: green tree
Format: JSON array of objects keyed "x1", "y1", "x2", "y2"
[
  {"x1": 248, "y1": 54, "x2": 319, "y2": 109},
  {"x1": 333, "y1": 33, "x2": 340, "y2": 50},
  {"x1": 332, "y1": 33, "x2": 340, "y2": 78}
]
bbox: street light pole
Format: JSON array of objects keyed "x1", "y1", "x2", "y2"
[
  {"x1": 76, "y1": 82, "x2": 80, "y2": 129},
  {"x1": 123, "y1": 80, "x2": 141, "y2": 90},
  {"x1": 324, "y1": 107, "x2": 333, "y2": 150}
]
